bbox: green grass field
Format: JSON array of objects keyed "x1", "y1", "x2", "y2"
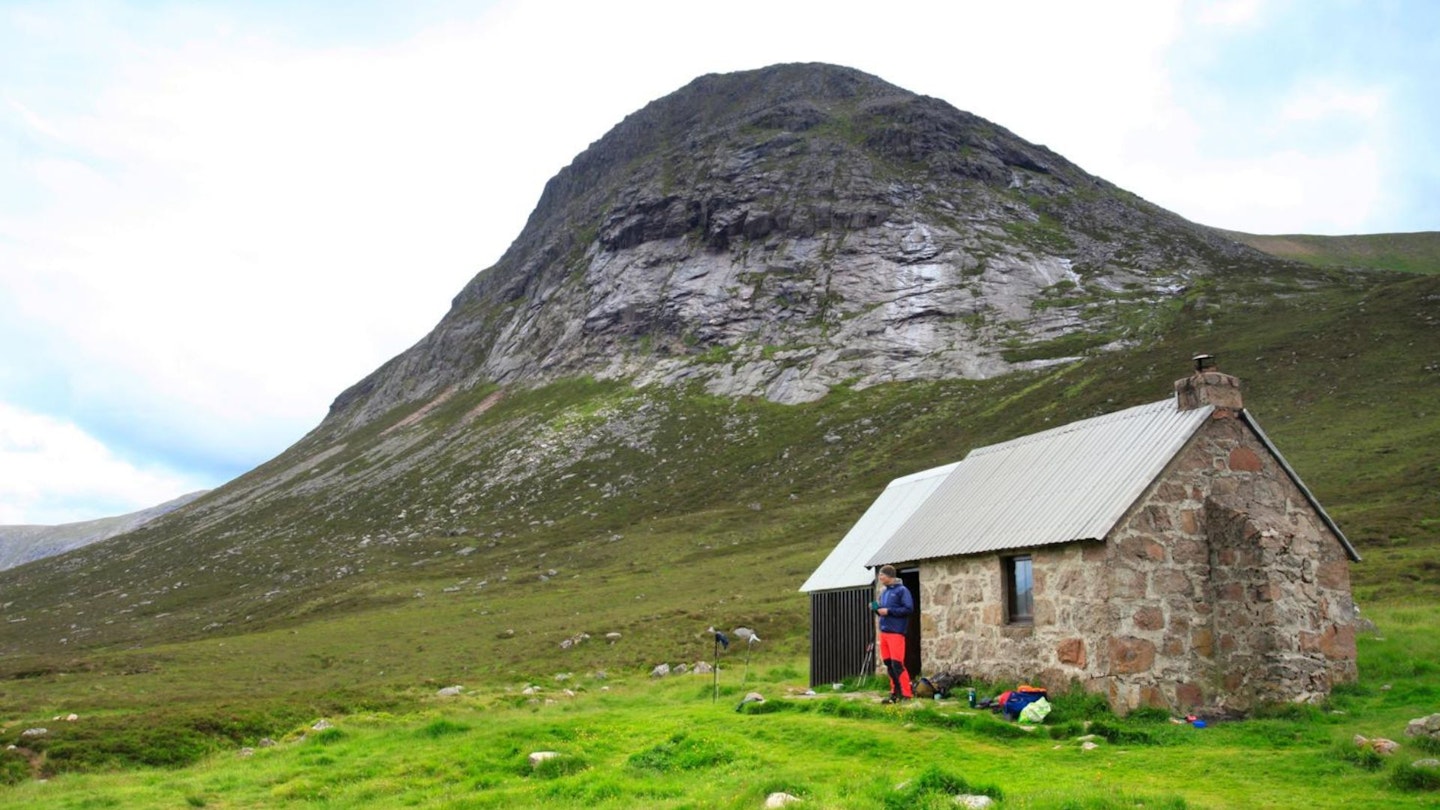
[
  {"x1": 1, "y1": 257, "x2": 1437, "y2": 807},
  {"x1": 2, "y1": 601, "x2": 1437, "y2": 808}
]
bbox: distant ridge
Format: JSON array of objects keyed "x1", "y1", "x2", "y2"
[
  {"x1": 0, "y1": 491, "x2": 208, "y2": 571},
  {"x1": 1220, "y1": 229, "x2": 1440, "y2": 275}
]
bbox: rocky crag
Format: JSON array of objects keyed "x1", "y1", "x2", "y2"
[{"x1": 330, "y1": 62, "x2": 1272, "y2": 428}]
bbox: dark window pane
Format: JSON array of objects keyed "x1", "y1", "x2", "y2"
[
  {"x1": 1014, "y1": 557, "x2": 1032, "y2": 619},
  {"x1": 1007, "y1": 555, "x2": 1033, "y2": 623}
]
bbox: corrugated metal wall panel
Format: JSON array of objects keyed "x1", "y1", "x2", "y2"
[{"x1": 809, "y1": 588, "x2": 877, "y2": 687}]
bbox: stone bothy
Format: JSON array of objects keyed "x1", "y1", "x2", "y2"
[{"x1": 823, "y1": 360, "x2": 1360, "y2": 714}]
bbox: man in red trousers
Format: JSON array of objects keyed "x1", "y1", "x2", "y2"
[{"x1": 873, "y1": 564, "x2": 914, "y2": 703}]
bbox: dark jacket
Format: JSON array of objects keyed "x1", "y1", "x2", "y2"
[{"x1": 877, "y1": 581, "x2": 913, "y2": 635}]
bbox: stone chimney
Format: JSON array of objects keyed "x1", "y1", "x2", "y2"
[{"x1": 1174, "y1": 354, "x2": 1243, "y2": 413}]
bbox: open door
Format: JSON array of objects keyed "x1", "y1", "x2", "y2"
[{"x1": 900, "y1": 567, "x2": 922, "y2": 680}]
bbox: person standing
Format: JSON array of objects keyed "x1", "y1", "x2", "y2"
[{"x1": 872, "y1": 565, "x2": 913, "y2": 703}]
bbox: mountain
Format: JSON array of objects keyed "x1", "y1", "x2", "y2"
[
  {"x1": 328, "y1": 62, "x2": 1270, "y2": 424},
  {"x1": 0, "y1": 491, "x2": 207, "y2": 572},
  {"x1": 0, "y1": 63, "x2": 1435, "y2": 675}
]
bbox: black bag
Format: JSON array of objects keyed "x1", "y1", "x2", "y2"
[{"x1": 915, "y1": 670, "x2": 960, "y2": 699}]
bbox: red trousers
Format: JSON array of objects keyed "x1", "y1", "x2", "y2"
[{"x1": 879, "y1": 631, "x2": 912, "y2": 698}]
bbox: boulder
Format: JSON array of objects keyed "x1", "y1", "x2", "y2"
[
  {"x1": 1404, "y1": 713, "x2": 1440, "y2": 738},
  {"x1": 528, "y1": 751, "x2": 560, "y2": 768},
  {"x1": 956, "y1": 796, "x2": 995, "y2": 809},
  {"x1": 437, "y1": 685, "x2": 464, "y2": 697},
  {"x1": 765, "y1": 792, "x2": 801, "y2": 807},
  {"x1": 20, "y1": 728, "x2": 47, "y2": 738},
  {"x1": 651, "y1": 663, "x2": 671, "y2": 678},
  {"x1": 312, "y1": 720, "x2": 334, "y2": 731},
  {"x1": 1373, "y1": 738, "x2": 1401, "y2": 755}
]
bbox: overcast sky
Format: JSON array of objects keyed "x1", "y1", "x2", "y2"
[{"x1": 1, "y1": 0, "x2": 1436, "y2": 525}]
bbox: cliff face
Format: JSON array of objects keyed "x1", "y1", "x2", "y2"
[{"x1": 327, "y1": 63, "x2": 1264, "y2": 427}]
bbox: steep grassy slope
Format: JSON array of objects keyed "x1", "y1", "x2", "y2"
[
  {"x1": 1223, "y1": 230, "x2": 1440, "y2": 275},
  {"x1": 0, "y1": 265, "x2": 1435, "y2": 723}
]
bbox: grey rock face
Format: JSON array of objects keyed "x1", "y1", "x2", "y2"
[{"x1": 326, "y1": 63, "x2": 1264, "y2": 428}]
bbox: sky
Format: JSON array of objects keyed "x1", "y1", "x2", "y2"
[{"x1": 1, "y1": 0, "x2": 1436, "y2": 525}]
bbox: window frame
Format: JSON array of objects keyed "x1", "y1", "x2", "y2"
[{"x1": 1004, "y1": 554, "x2": 1034, "y2": 625}]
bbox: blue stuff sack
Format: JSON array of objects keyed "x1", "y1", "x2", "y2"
[{"x1": 1002, "y1": 689, "x2": 1046, "y2": 720}]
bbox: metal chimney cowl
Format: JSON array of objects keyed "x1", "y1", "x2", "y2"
[{"x1": 1174, "y1": 354, "x2": 1243, "y2": 413}]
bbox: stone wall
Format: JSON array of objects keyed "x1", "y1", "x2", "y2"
[{"x1": 918, "y1": 410, "x2": 1357, "y2": 714}]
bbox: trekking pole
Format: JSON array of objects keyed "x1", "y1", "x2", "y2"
[
  {"x1": 859, "y1": 642, "x2": 875, "y2": 680},
  {"x1": 709, "y1": 628, "x2": 728, "y2": 702}
]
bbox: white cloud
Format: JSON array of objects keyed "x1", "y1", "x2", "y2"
[
  {"x1": 0, "y1": 0, "x2": 1426, "y2": 522},
  {"x1": 0, "y1": 401, "x2": 206, "y2": 525},
  {"x1": 1193, "y1": 0, "x2": 1267, "y2": 28},
  {"x1": 1132, "y1": 144, "x2": 1384, "y2": 233},
  {"x1": 1279, "y1": 82, "x2": 1385, "y2": 122}
]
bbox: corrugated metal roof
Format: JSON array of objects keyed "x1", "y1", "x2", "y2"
[
  {"x1": 866, "y1": 399, "x2": 1214, "y2": 567},
  {"x1": 800, "y1": 462, "x2": 961, "y2": 593}
]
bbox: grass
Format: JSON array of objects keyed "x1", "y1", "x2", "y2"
[
  {"x1": 1222, "y1": 230, "x2": 1440, "y2": 275},
  {"x1": 0, "y1": 250, "x2": 1438, "y2": 805},
  {"x1": 1, "y1": 602, "x2": 1438, "y2": 807}
]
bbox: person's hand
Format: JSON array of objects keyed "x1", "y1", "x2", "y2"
[{"x1": 877, "y1": 608, "x2": 888, "y2": 616}]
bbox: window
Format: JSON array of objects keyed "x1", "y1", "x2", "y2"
[{"x1": 1005, "y1": 555, "x2": 1033, "y2": 624}]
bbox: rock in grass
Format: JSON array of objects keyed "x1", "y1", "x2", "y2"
[
  {"x1": 437, "y1": 685, "x2": 463, "y2": 697},
  {"x1": 20, "y1": 728, "x2": 46, "y2": 738},
  {"x1": 1373, "y1": 738, "x2": 1401, "y2": 755},
  {"x1": 528, "y1": 751, "x2": 560, "y2": 768},
  {"x1": 312, "y1": 720, "x2": 334, "y2": 731},
  {"x1": 1413, "y1": 759, "x2": 1440, "y2": 769},
  {"x1": 1405, "y1": 713, "x2": 1440, "y2": 738},
  {"x1": 764, "y1": 792, "x2": 801, "y2": 807},
  {"x1": 651, "y1": 663, "x2": 671, "y2": 678},
  {"x1": 956, "y1": 796, "x2": 995, "y2": 809}
]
